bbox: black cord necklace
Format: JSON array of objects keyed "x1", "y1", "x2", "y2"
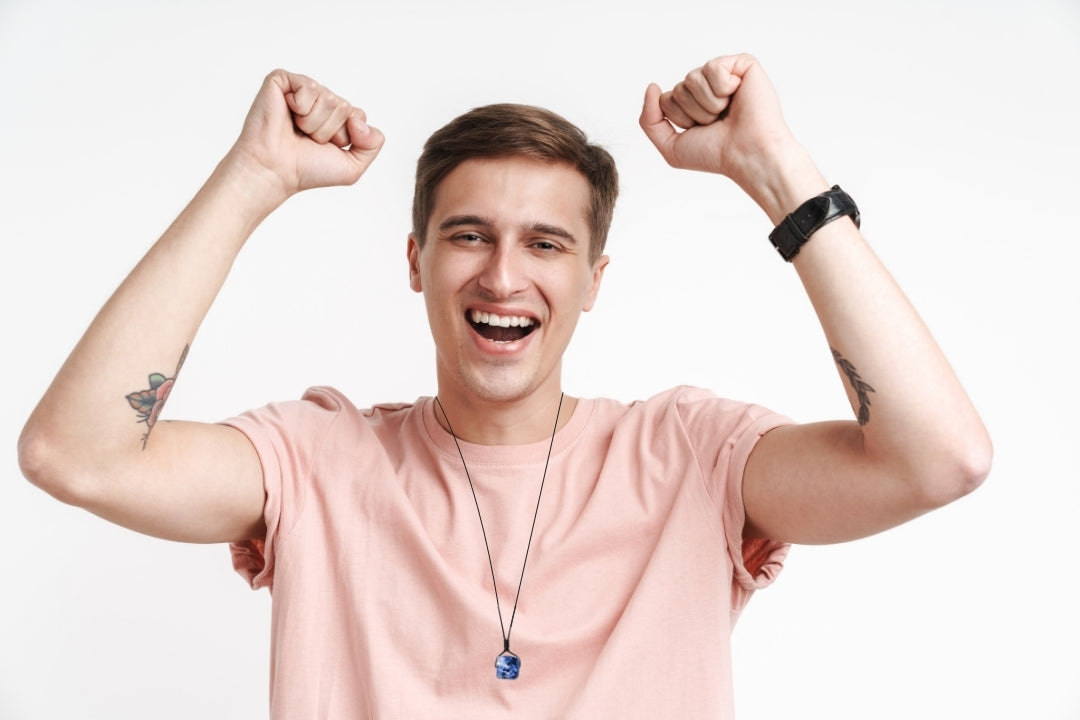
[{"x1": 434, "y1": 393, "x2": 564, "y2": 680}]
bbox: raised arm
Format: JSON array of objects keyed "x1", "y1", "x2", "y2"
[
  {"x1": 18, "y1": 70, "x2": 383, "y2": 544},
  {"x1": 640, "y1": 54, "x2": 991, "y2": 544}
]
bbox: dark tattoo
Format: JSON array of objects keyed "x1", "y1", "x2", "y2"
[
  {"x1": 831, "y1": 347, "x2": 876, "y2": 426},
  {"x1": 125, "y1": 344, "x2": 188, "y2": 449}
]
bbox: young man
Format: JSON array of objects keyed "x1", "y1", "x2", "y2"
[{"x1": 19, "y1": 54, "x2": 991, "y2": 717}]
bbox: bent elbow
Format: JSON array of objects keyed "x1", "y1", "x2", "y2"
[
  {"x1": 918, "y1": 432, "x2": 993, "y2": 509},
  {"x1": 962, "y1": 433, "x2": 993, "y2": 493},
  {"x1": 942, "y1": 450, "x2": 991, "y2": 505},
  {"x1": 957, "y1": 422, "x2": 994, "y2": 492},
  {"x1": 18, "y1": 424, "x2": 94, "y2": 508}
]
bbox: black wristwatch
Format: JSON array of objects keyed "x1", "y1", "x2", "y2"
[{"x1": 768, "y1": 185, "x2": 860, "y2": 261}]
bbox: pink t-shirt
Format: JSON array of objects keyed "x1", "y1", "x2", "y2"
[{"x1": 227, "y1": 385, "x2": 790, "y2": 719}]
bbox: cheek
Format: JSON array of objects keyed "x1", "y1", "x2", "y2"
[
  {"x1": 547, "y1": 281, "x2": 593, "y2": 327},
  {"x1": 422, "y1": 273, "x2": 464, "y2": 327}
]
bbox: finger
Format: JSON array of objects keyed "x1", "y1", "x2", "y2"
[
  {"x1": 308, "y1": 96, "x2": 354, "y2": 145},
  {"x1": 670, "y1": 81, "x2": 719, "y2": 126},
  {"x1": 638, "y1": 83, "x2": 678, "y2": 164},
  {"x1": 658, "y1": 90, "x2": 697, "y2": 130},
  {"x1": 277, "y1": 72, "x2": 352, "y2": 143},
  {"x1": 277, "y1": 71, "x2": 321, "y2": 115},
  {"x1": 330, "y1": 126, "x2": 350, "y2": 148},
  {"x1": 684, "y1": 67, "x2": 731, "y2": 117},
  {"x1": 296, "y1": 91, "x2": 352, "y2": 143},
  {"x1": 328, "y1": 105, "x2": 368, "y2": 147},
  {"x1": 700, "y1": 54, "x2": 750, "y2": 99}
]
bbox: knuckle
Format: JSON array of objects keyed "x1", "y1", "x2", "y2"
[{"x1": 703, "y1": 57, "x2": 726, "y2": 79}]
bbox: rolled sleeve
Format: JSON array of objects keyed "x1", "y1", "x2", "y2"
[{"x1": 221, "y1": 387, "x2": 344, "y2": 591}]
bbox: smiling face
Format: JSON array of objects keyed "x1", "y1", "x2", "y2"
[{"x1": 408, "y1": 156, "x2": 608, "y2": 411}]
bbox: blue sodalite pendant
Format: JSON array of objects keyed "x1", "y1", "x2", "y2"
[{"x1": 495, "y1": 651, "x2": 521, "y2": 679}]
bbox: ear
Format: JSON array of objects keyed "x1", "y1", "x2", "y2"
[
  {"x1": 582, "y1": 254, "x2": 610, "y2": 312},
  {"x1": 407, "y1": 234, "x2": 422, "y2": 293}
]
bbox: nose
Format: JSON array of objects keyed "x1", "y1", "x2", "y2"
[{"x1": 477, "y1": 241, "x2": 528, "y2": 298}]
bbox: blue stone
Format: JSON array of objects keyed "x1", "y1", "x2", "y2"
[{"x1": 495, "y1": 652, "x2": 521, "y2": 680}]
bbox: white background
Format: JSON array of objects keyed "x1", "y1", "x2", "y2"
[{"x1": 2, "y1": 0, "x2": 1078, "y2": 717}]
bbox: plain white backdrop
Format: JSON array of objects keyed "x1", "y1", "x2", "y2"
[{"x1": 2, "y1": 0, "x2": 1078, "y2": 717}]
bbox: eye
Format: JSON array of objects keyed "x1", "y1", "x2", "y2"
[
  {"x1": 531, "y1": 240, "x2": 561, "y2": 252},
  {"x1": 454, "y1": 232, "x2": 486, "y2": 244}
]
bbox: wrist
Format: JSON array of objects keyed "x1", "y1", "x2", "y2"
[
  {"x1": 176, "y1": 151, "x2": 291, "y2": 253},
  {"x1": 218, "y1": 145, "x2": 294, "y2": 212},
  {"x1": 768, "y1": 185, "x2": 861, "y2": 261},
  {"x1": 738, "y1": 141, "x2": 830, "y2": 225}
]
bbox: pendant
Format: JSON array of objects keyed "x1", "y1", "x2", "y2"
[{"x1": 495, "y1": 650, "x2": 521, "y2": 680}]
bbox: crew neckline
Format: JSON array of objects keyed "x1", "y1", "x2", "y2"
[{"x1": 420, "y1": 395, "x2": 594, "y2": 468}]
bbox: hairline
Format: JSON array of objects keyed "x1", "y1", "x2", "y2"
[{"x1": 416, "y1": 153, "x2": 601, "y2": 261}]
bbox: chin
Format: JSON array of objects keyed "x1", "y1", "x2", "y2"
[{"x1": 458, "y1": 366, "x2": 542, "y2": 405}]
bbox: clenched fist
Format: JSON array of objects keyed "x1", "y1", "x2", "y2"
[
  {"x1": 229, "y1": 69, "x2": 385, "y2": 202},
  {"x1": 640, "y1": 54, "x2": 825, "y2": 222}
]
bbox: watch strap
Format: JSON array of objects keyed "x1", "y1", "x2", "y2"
[{"x1": 768, "y1": 185, "x2": 861, "y2": 261}]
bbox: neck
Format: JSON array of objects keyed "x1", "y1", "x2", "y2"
[{"x1": 433, "y1": 385, "x2": 575, "y2": 446}]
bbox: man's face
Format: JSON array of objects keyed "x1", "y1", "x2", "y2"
[{"x1": 408, "y1": 156, "x2": 608, "y2": 406}]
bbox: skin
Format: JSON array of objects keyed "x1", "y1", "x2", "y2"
[
  {"x1": 17, "y1": 70, "x2": 383, "y2": 543},
  {"x1": 408, "y1": 157, "x2": 608, "y2": 445},
  {"x1": 640, "y1": 56, "x2": 991, "y2": 542},
  {"x1": 18, "y1": 56, "x2": 991, "y2": 550}
]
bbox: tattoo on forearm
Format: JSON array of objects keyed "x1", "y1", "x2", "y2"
[
  {"x1": 831, "y1": 347, "x2": 875, "y2": 426},
  {"x1": 125, "y1": 344, "x2": 188, "y2": 449}
]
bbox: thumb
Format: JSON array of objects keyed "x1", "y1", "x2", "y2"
[
  {"x1": 345, "y1": 110, "x2": 385, "y2": 168},
  {"x1": 639, "y1": 83, "x2": 677, "y2": 164}
]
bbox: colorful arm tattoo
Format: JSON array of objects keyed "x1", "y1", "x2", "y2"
[
  {"x1": 125, "y1": 344, "x2": 188, "y2": 449},
  {"x1": 831, "y1": 347, "x2": 875, "y2": 426}
]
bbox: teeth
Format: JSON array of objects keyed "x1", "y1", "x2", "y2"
[{"x1": 470, "y1": 309, "x2": 535, "y2": 328}]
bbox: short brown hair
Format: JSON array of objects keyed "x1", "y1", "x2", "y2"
[{"x1": 412, "y1": 104, "x2": 618, "y2": 263}]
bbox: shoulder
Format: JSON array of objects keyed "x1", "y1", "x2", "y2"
[
  {"x1": 585, "y1": 385, "x2": 790, "y2": 454},
  {"x1": 226, "y1": 386, "x2": 352, "y2": 432},
  {"x1": 254, "y1": 386, "x2": 421, "y2": 419},
  {"x1": 225, "y1": 387, "x2": 423, "y2": 442},
  {"x1": 590, "y1": 385, "x2": 778, "y2": 425}
]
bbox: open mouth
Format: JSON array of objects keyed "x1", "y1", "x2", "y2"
[{"x1": 468, "y1": 309, "x2": 538, "y2": 343}]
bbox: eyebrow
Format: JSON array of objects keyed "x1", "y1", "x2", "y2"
[{"x1": 437, "y1": 214, "x2": 578, "y2": 245}]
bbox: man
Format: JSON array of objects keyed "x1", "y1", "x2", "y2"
[{"x1": 18, "y1": 54, "x2": 991, "y2": 717}]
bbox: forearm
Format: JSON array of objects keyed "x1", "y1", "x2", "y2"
[
  {"x1": 775, "y1": 153, "x2": 992, "y2": 498},
  {"x1": 20, "y1": 69, "x2": 382, "y2": 542},
  {"x1": 646, "y1": 54, "x2": 991, "y2": 543},
  {"x1": 19, "y1": 152, "x2": 281, "y2": 499}
]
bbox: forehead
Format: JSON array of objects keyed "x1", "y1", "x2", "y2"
[{"x1": 428, "y1": 157, "x2": 591, "y2": 235}]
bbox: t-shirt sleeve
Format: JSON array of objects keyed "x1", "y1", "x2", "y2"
[
  {"x1": 674, "y1": 387, "x2": 793, "y2": 613},
  {"x1": 720, "y1": 406, "x2": 791, "y2": 613},
  {"x1": 221, "y1": 387, "x2": 344, "y2": 591}
]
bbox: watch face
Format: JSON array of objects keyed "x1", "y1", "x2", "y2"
[
  {"x1": 795, "y1": 195, "x2": 832, "y2": 230},
  {"x1": 770, "y1": 187, "x2": 859, "y2": 261}
]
